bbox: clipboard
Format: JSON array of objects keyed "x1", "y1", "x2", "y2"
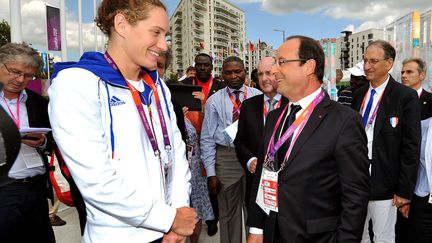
[{"x1": 167, "y1": 84, "x2": 203, "y2": 111}]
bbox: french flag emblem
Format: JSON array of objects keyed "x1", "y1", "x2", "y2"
[{"x1": 390, "y1": 117, "x2": 399, "y2": 128}]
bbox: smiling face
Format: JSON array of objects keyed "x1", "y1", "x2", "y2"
[
  {"x1": 271, "y1": 38, "x2": 319, "y2": 102},
  {"x1": 222, "y1": 61, "x2": 246, "y2": 89},
  {"x1": 401, "y1": 61, "x2": 425, "y2": 90},
  {"x1": 363, "y1": 45, "x2": 393, "y2": 87},
  {"x1": 121, "y1": 6, "x2": 169, "y2": 71}
]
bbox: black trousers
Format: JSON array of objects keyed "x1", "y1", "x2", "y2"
[
  {"x1": 407, "y1": 194, "x2": 432, "y2": 243},
  {"x1": 0, "y1": 176, "x2": 55, "y2": 243}
]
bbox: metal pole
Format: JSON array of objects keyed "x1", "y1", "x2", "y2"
[
  {"x1": 78, "y1": 0, "x2": 83, "y2": 56},
  {"x1": 9, "y1": 0, "x2": 22, "y2": 43},
  {"x1": 60, "y1": 0, "x2": 68, "y2": 61}
]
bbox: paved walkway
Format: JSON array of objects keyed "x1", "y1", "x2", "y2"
[{"x1": 53, "y1": 206, "x2": 221, "y2": 243}]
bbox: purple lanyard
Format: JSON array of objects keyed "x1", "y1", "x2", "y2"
[
  {"x1": 264, "y1": 91, "x2": 325, "y2": 170},
  {"x1": 104, "y1": 52, "x2": 171, "y2": 157}
]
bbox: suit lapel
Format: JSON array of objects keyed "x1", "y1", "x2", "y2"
[
  {"x1": 257, "y1": 95, "x2": 265, "y2": 138},
  {"x1": 279, "y1": 97, "x2": 332, "y2": 177},
  {"x1": 373, "y1": 78, "x2": 395, "y2": 139}
]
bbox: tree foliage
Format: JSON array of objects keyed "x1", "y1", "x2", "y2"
[{"x1": 0, "y1": 19, "x2": 11, "y2": 47}]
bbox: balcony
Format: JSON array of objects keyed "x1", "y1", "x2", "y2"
[{"x1": 193, "y1": 1, "x2": 206, "y2": 11}]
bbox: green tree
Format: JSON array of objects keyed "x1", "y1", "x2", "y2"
[{"x1": 0, "y1": 19, "x2": 11, "y2": 47}]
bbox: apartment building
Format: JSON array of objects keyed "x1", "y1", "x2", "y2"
[
  {"x1": 335, "y1": 29, "x2": 384, "y2": 70},
  {"x1": 169, "y1": 0, "x2": 246, "y2": 76}
]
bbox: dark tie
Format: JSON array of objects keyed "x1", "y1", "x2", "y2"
[
  {"x1": 232, "y1": 90, "x2": 242, "y2": 122},
  {"x1": 277, "y1": 104, "x2": 302, "y2": 166},
  {"x1": 268, "y1": 98, "x2": 277, "y2": 112},
  {"x1": 363, "y1": 89, "x2": 376, "y2": 126}
]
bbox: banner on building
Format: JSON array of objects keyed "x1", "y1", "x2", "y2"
[
  {"x1": 46, "y1": 6, "x2": 61, "y2": 51},
  {"x1": 412, "y1": 11, "x2": 420, "y2": 48}
]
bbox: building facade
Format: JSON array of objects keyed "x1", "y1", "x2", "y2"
[
  {"x1": 335, "y1": 29, "x2": 384, "y2": 70},
  {"x1": 169, "y1": 0, "x2": 246, "y2": 77},
  {"x1": 385, "y1": 10, "x2": 432, "y2": 90}
]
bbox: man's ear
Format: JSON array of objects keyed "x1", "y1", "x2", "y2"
[
  {"x1": 113, "y1": 13, "x2": 128, "y2": 38},
  {"x1": 304, "y1": 59, "x2": 316, "y2": 77}
]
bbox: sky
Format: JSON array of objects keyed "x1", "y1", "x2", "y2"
[{"x1": 1, "y1": 0, "x2": 432, "y2": 61}]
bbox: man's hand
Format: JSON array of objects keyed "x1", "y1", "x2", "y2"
[
  {"x1": 207, "y1": 176, "x2": 221, "y2": 196},
  {"x1": 392, "y1": 194, "x2": 410, "y2": 208},
  {"x1": 21, "y1": 133, "x2": 45, "y2": 148},
  {"x1": 162, "y1": 231, "x2": 186, "y2": 243},
  {"x1": 249, "y1": 159, "x2": 257, "y2": 173},
  {"x1": 182, "y1": 106, "x2": 189, "y2": 116},
  {"x1": 171, "y1": 207, "x2": 198, "y2": 237},
  {"x1": 247, "y1": 233, "x2": 264, "y2": 243},
  {"x1": 192, "y1": 91, "x2": 205, "y2": 103},
  {"x1": 398, "y1": 204, "x2": 410, "y2": 218}
]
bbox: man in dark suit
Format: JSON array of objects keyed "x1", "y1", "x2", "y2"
[
  {"x1": 0, "y1": 43, "x2": 55, "y2": 243},
  {"x1": 351, "y1": 40, "x2": 421, "y2": 243},
  {"x1": 234, "y1": 56, "x2": 287, "y2": 208},
  {"x1": 182, "y1": 53, "x2": 225, "y2": 236},
  {"x1": 247, "y1": 35, "x2": 370, "y2": 243},
  {"x1": 396, "y1": 57, "x2": 432, "y2": 243}
]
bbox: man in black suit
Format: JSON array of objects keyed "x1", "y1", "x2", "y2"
[
  {"x1": 351, "y1": 40, "x2": 421, "y2": 243},
  {"x1": 234, "y1": 56, "x2": 287, "y2": 208},
  {"x1": 395, "y1": 57, "x2": 432, "y2": 243},
  {"x1": 247, "y1": 35, "x2": 370, "y2": 243},
  {"x1": 0, "y1": 43, "x2": 55, "y2": 242},
  {"x1": 182, "y1": 53, "x2": 225, "y2": 236}
]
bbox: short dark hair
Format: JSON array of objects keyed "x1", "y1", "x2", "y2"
[
  {"x1": 286, "y1": 35, "x2": 325, "y2": 81},
  {"x1": 161, "y1": 48, "x2": 172, "y2": 70},
  {"x1": 402, "y1": 57, "x2": 426, "y2": 74},
  {"x1": 367, "y1": 40, "x2": 396, "y2": 60},
  {"x1": 195, "y1": 53, "x2": 212, "y2": 64},
  {"x1": 222, "y1": 56, "x2": 244, "y2": 69}
]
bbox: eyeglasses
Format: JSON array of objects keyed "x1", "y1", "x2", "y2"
[
  {"x1": 2, "y1": 64, "x2": 36, "y2": 80},
  {"x1": 273, "y1": 58, "x2": 307, "y2": 67},
  {"x1": 363, "y1": 58, "x2": 387, "y2": 66}
]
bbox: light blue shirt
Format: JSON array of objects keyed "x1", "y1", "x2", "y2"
[
  {"x1": 414, "y1": 118, "x2": 432, "y2": 197},
  {"x1": 200, "y1": 85, "x2": 261, "y2": 177},
  {"x1": 0, "y1": 90, "x2": 46, "y2": 179}
]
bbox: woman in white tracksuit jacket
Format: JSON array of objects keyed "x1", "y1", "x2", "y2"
[{"x1": 48, "y1": 1, "x2": 197, "y2": 242}]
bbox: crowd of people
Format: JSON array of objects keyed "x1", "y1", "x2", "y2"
[{"x1": 1, "y1": 0, "x2": 432, "y2": 243}]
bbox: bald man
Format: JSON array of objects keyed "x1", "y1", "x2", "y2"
[{"x1": 234, "y1": 56, "x2": 288, "y2": 209}]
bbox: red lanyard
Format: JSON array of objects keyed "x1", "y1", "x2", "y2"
[
  {"x1": 2, "y1": 96, "x2": 20, "y2": 129},
  {"x1": 264, "y1": 90, "x2": 325, "y2": 171},
  {"x1": 360, "y1": 89, "x2": 384, "y2": 126},
  {"x1": 226, "y1": 86, "x2": 248, "y2": 113},
  {"x1": 104, "y1": 52, "x2": 171, "y2": 158},
  {"x1": 263, "y1": 99, "x2": 282, "y2": 117}
]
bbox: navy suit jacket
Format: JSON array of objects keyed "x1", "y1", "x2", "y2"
[
  {"x1": 248, "y1": 94, "x2": 370, "y2": 243},
  {"x1": 352, "y1": 77, "x2": 421, "y2": 200}
]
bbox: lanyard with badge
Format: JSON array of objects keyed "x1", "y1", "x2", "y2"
[
  {"x1": 256, "y1": 91, "x2": 325, "y2": 214},
  {"x1": 2, "y1": 96, "x2": 20, "y2": 129},
  {"x1": 360, "y1": 89, "x2": 385, "y2": 127},
  {"x1": 104, "y1": 52, "x2": 173, "y2": 199}
]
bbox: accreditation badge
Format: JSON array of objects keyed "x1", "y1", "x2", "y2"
[{"x1": 256, "y1": 167, "x2": 279, "y2": 214}]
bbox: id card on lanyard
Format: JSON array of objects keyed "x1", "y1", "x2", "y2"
[
  {"x1": 256, "y1": 90, "x2": 325, "y2": 213},
  {"x1": 104, "y1": 52, "x2": 173, "y2": 202}
]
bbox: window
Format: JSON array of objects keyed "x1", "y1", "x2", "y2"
[{"x1": 368, "y1": 33, "x2": 373, "y2": 39}]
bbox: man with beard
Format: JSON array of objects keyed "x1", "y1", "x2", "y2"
[{"x1": 201, "y1": 56, "x2": 261, "y2": 242}]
